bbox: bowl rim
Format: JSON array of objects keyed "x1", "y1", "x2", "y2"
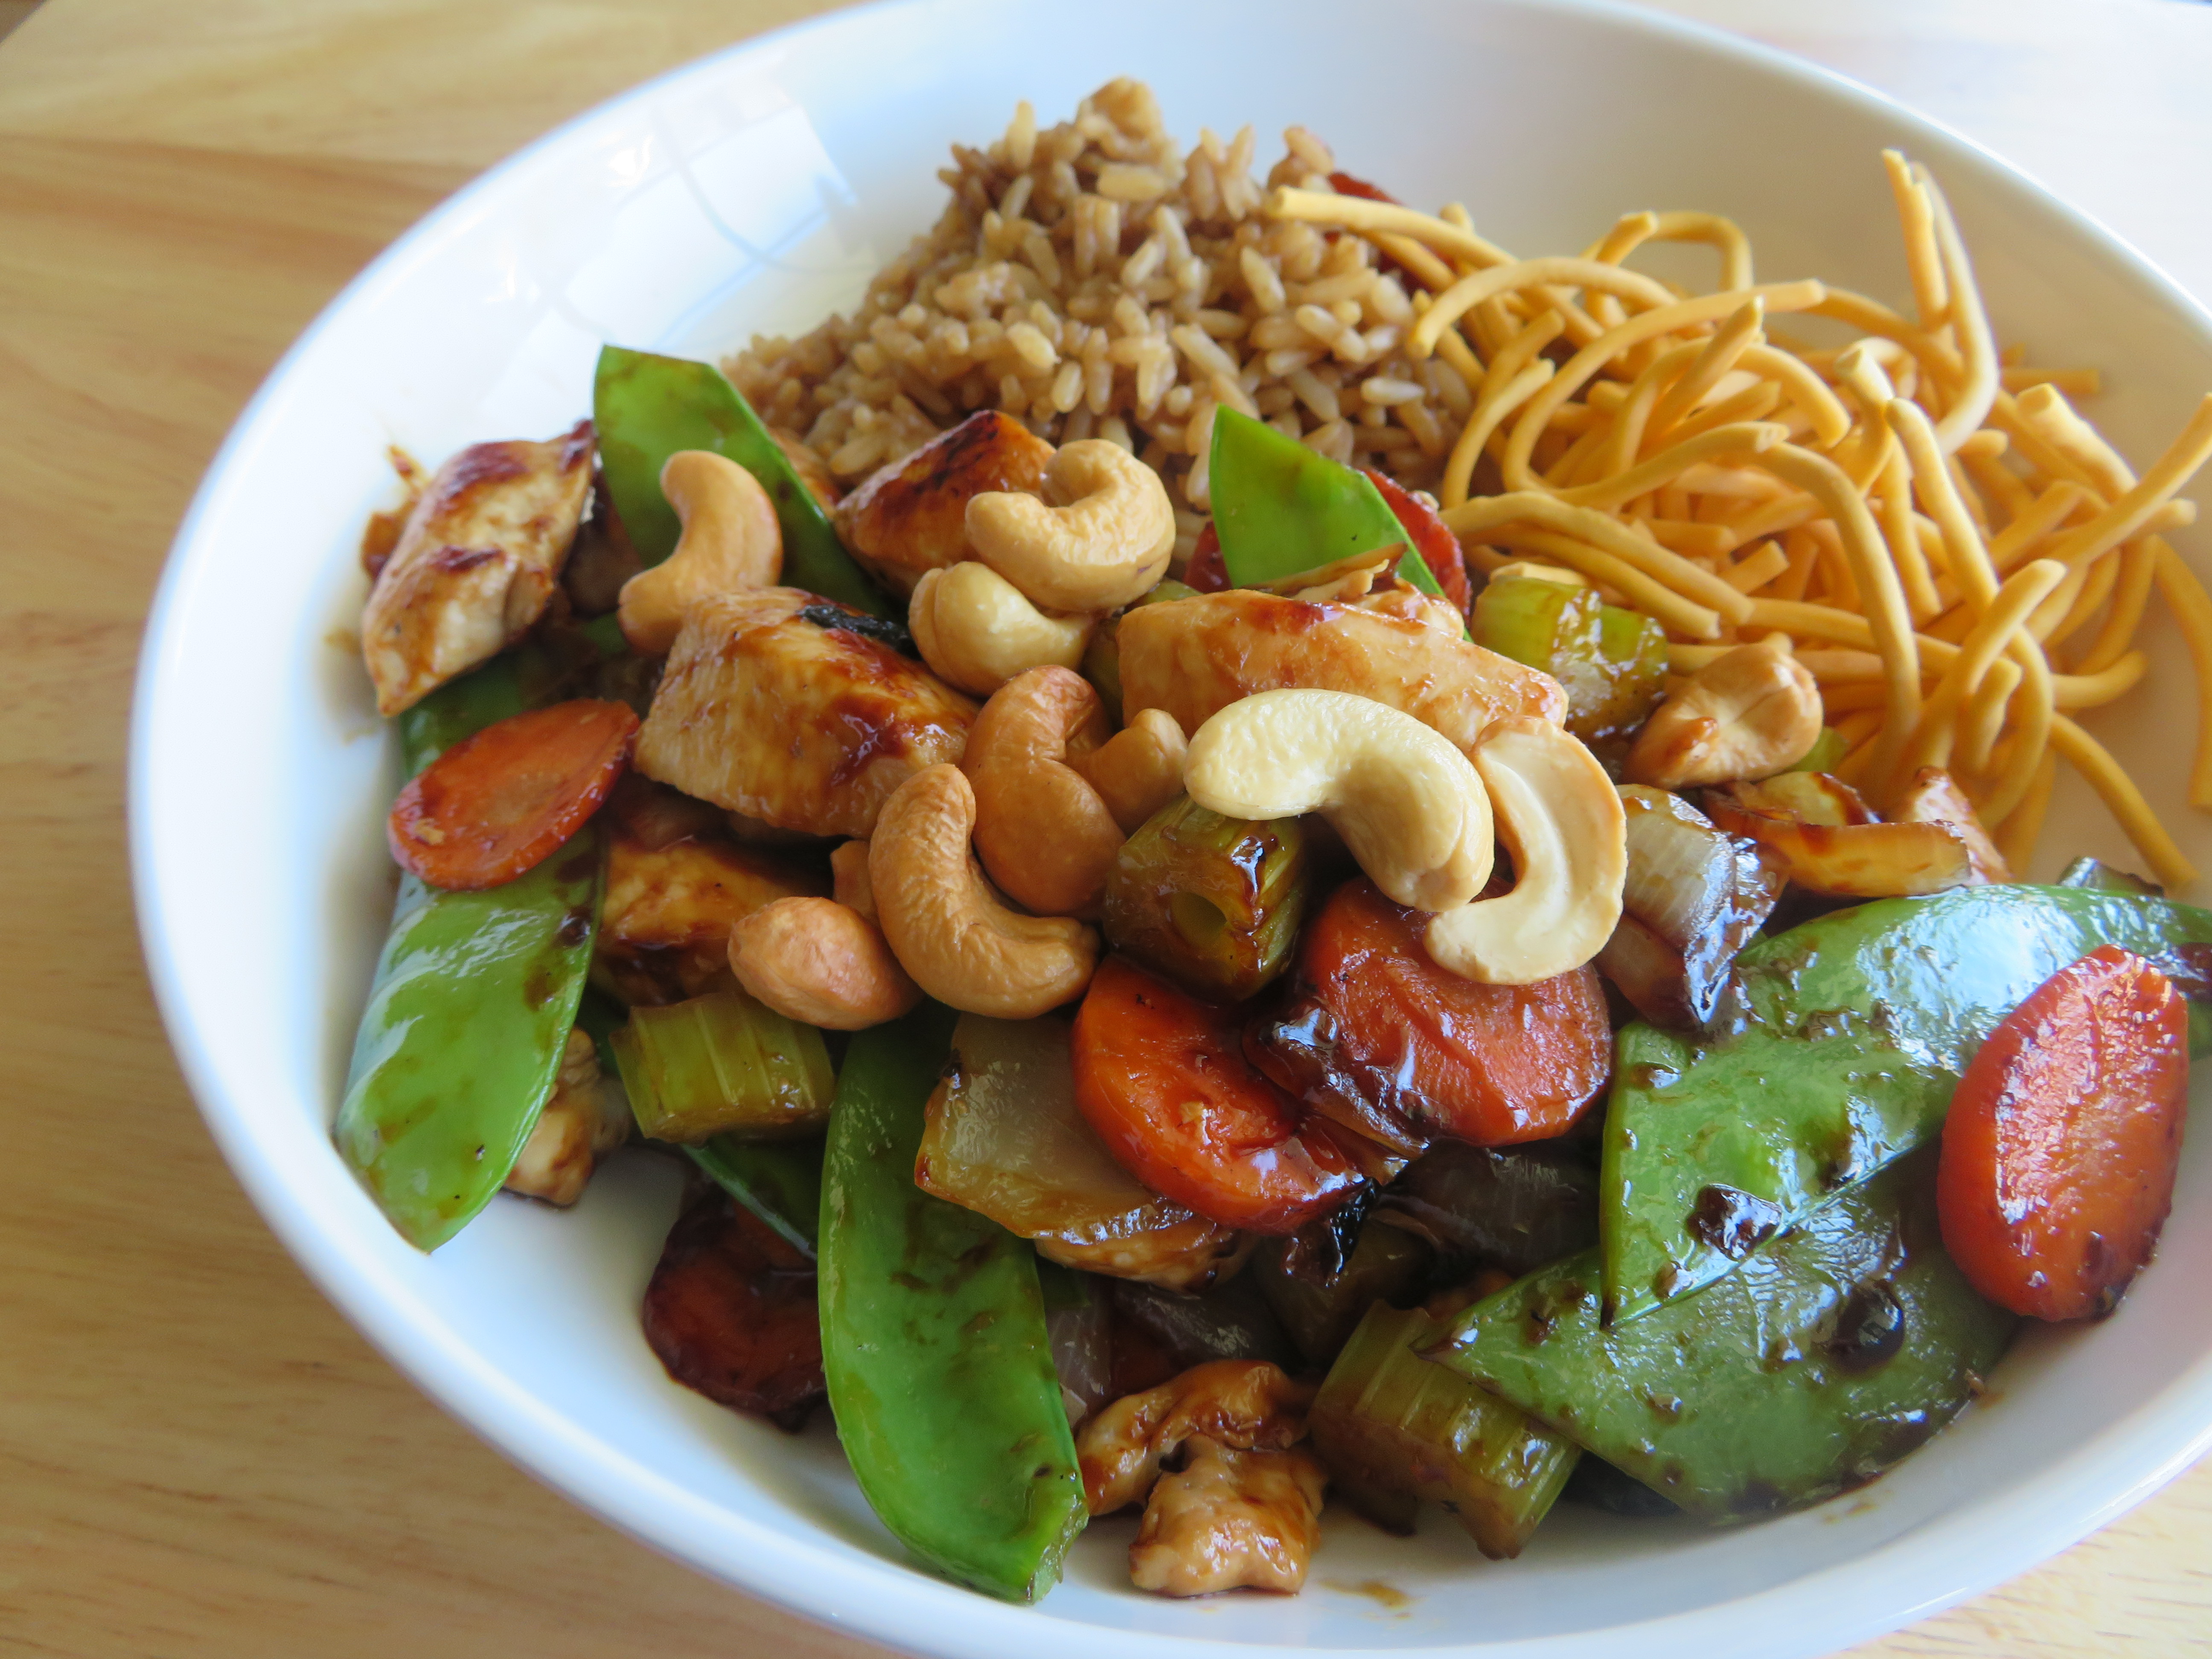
[{"x1": 128, "y1": 1, "x2": 2212, "y2": 1655}]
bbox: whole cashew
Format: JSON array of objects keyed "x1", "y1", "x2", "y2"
[
  {"x1": 962, "y1": 667, "x2": 1125, "y2": 919},
  {"x1": 729, "y1": 896, "x2": 921, "y2": 1030},
  {"x1": 1623, "y1": 636, "x2": 1821, "y2": 788},
  {"x1": 1425, "y1": 716, "x2": 1626, "y2": 985},
  {"x1": 870, "y1": 764, "x2": 1101, "y2": 1018},
  {"x1": 619, "y1": 451, "x2": 783, "y2": 654},
  {"x1": 965, "y1": 440, "x2": 1176, "y2": 613},
  {"x1": 1182, "y1": 689, "x2": 1493, "y2": 912},
  {"x1": 830, "y1": 839, "x2": 877, "y2": 921},
  {"x1": 1074, "y1": 708, "x2": 1189, "y2": 834},
  {"x1": 909, "y1": 561, "x2": 1096, "y2": 696}
]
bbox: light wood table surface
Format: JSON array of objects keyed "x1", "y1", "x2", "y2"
[{"x1": 4, "y1": 1, "x2": 2210, "y2": 1654}]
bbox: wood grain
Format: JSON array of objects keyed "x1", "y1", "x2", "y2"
[{"x1": 0, "y1": 3, "x2": 2206, "y2": 1656}]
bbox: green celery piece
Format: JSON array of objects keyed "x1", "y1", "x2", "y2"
[
  {"x1": 819, "y1": 1004, "x2": 1087, "y2": 1602},
  {"x1": 611, "y1": 985, "x2": 834, "y2": 1143},
  {"x1": 1310, "y1": 1302, "x2": 1579, "y2": 1554},
  {"x1": 1603, "y1": 885, "x2": 2212, "y2": 1324},
  {"x1": 1208, "y1": 407, "x2": 1445, "y2": 599},
  {"x1": 1101, "y1": 795, "x2": 1310, "y2": 1003},
  {"x1": 1786, "y1": 727, "x2": 1849, "y2": 774},
  {"x1": 1084, "y1": 577, "x2": 1197, "y2": 724},
  {"x1": 337, "y1": 642, "x2": 612, "y2": 1252},
  {"x1": 1471, "y1": 576, "x2": 1664, "y2": 743},
  {"x1": 1433, "y1": 1155, "x2": 2015, "y2": 1522},
  {"x1": 688, "y1": 1136, "x2": 824, "y2": 1259},
  {"x1": 592, "y1": 344, "x2": 890, "y2": 615}
]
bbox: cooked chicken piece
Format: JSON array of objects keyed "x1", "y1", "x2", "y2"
[
  {"x1": 504, "y1": 1028, "x2": 631, "y2": 1206},
  {"x1": 770, "y1": 427, "x2": 841, "y2": 514},
  {"x1": 635, "y1": 588, "x2": 976, "y2": 838},
  {"x1": 1129, "y1": 1438, "x2": 1327, "y2": 1597},
  {"x1": 360, "y1": 420, "x2": 596, "y2": 715},
  {"x1": 594, "y1": 822, "x2": 828, "y2": 1005},
  {"x1": 1037, "y1": 1220, "x2": 1256, "y2": 1295},
  {"x1": 1117, "y1": 588, "x2": 1564, "y2": 758},
  {"x1": 833, "y1": 410, "x2": 1056, "y2": 598},
  {"x1": 1077, "y1": 1359, "x2": 1316, "y2": 1516}
]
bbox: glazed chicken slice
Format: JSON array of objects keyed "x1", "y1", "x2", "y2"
[
  {"x1": 1129, "y1": 1438, "x2": 1327, "y2": 1596},
  {"x1": 1116, "y1": 588, "x2": 1565, "y2": 758},
  {"x1": 833, "y1": 410, "x2": 1056, "y2": 597},
  {"x1": 360, "y1": 420, "x2": 596, "y2": 715},
  {"x1": 634, "y1": 587, "x2": 976, "y2": 838},
  {"x1": 594, "y1": 820, "x2": 829, "y2": 1006},
  {"x1": 504, "y1": 1028, "x2": 631, "y2": 1207}
]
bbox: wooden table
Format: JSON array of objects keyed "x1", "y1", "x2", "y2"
[{"x1": 4, "y1": 1, "x2": 2209, "y2": 1653}]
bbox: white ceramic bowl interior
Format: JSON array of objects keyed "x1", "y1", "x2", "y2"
[{"x1": 132, "y1": 2, "x2": 2212, "y2": 1655}]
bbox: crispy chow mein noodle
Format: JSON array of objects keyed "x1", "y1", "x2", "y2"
[{"x1": 1277, "y1": 152, "x2": 2212, "y2": 889}]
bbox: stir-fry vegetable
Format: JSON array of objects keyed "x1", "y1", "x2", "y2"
[
  {"x1": 1310, "y1": 1302, "x2": 1580, "y2": 1551},
  {"x1": 1435, "y1": 1154, "x2": 2015, "y2": 1521},
  {"x1": 336, "y1": 638, "x2": 614, "y2": 1251},
  {"x1": 1602, "y1": 884, "x2": 2212, "y2": 1325},
  {"x1": 610, "y1": 984, "x2": 835, "y2": 1143},
  {"x1": 1100, "y1": 795, "x2": 1310, "y2": 1002},
  {"x1": 819, "y1": 1004, "x2": 1086, "y2": 1602},
  {"x1": 1207, "y1": 407, "x2": 1450, "y2": 600},
  {"x1": 1470, "y1": 570, "x2": 1667, "y2": 745},
  {"x1": 687, "y1": 1135, "x2": 824, "y2": 1259},
  {"x1": 1938, "y1": 946, "x2": 2189, "y2": 1320},
  {"x1": 1072, "y1": 956, "x2": 1363, "y2": 1233}
]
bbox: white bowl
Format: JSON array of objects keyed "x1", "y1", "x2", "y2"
[{"x1": 131, "y1": 1, "x2": 2212, "y2": 1654}]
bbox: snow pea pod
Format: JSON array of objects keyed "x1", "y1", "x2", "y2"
[
  {"x1": 1208, "y1": 407, "x2": 1448, "y2": 600},
  {"x1": 1603, "y1": 885, "x2": 2212, "y2": 1324},
  {"x1": 592, "y1": 344, "x2": 891, "y2": 615},
  {"x1": 819, "y1": 1003, "x2": 1087, "y2": 1602},
  {"x1": 335, "y1": 638, "x2": 613, "y2": 1251},
  {"x1": 1433, "y1": 1153, "x2": 2014, "y2": 1523},
  {"x1": 687, "y1": 1136, "x2": 823, "y2": 1260}
]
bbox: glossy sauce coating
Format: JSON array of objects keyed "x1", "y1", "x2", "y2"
[
  {"x1": 1072, "y1": 956, "x2": 1362, "y2": 1234},
  {"x1": 1938, "y1": 945, "x2": 2189, "y2": 1320},
  {"x1": 1251, "y1": 879, "x2": 1612, "y2": 1151}
]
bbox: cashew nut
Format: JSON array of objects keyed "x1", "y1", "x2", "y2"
[
  {"x1": 962, "y1": 667, "x2": 1124, "y2": 919},
  {"x1": 728, "y1": 896, "x2": 920, "y2": 1030},
  {"x1": 965, "y1": 440, "x2": 1176, "y2": 613},
  {"x1": 1074, "y1": 708, "x2": 1189, "y2": 833},
  {"x1": 870, "y1": 763, "x2": 1101, "y2": 1018},
  {"x1": 1623, "y1": 636, "x2": 1821, "y2": 788},
  {"x1": 908, "y1": 560, "x2": 1096, "y2": 696},
  {"x1": 618, "y1": 451, "x2": 783, "y2": 654},
  {"x1": 830, "y1": 839, "x2": 877, "y2": 921},
  {"x1": 1425, "y1": 716, "x2": 1626, "y2": 984},
  {"x1": 1182, "y1": 689, "x2": 1493, "y2": 912}
]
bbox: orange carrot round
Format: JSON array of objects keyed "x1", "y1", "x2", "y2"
[
  {"x1": 389, "y1": 699, "x2": 638, "y2": 890},
  {"x1": 1071, "y1": 955, "x2": 1362, "y2": 1234},
  {"x1": 1937, "y1": 945, "x2": 2189, "y2": 1321}
]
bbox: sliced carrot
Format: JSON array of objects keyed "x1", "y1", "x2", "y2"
[
  {"x1": 389, "y1": 699, "x2": 638, "y2": 890},
  {"x1": 1326, "y1": 172, "x2": 1400, "y2": 206},
  {"x1": 1251, "y1": 878, "x2": 1612, "y2": 1150},
  {"x1": 1937, "y1": 945, "x2": 2189, "y2": 1321},
  {"x1": 1071, "y1": 955, "x2": 1363, "y2": 1234},
  {"x1": 1362, "y1": 468, "x2": 1471, "y2": 612}
]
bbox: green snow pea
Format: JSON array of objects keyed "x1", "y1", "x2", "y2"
[
  {"x1": 1208, "y1": 406, "x2": 1448, "y2": 600},
  {"x1": 592, "y1": 344, "x2": 890, "y2": 615},
  {"x1": 687, "y1": 1135, "x2": 824, "y2": 1260},
  {"x1": 336, "y1": 635, "x2": 617, "y2": 1252},
  {"x1": 1432, "y1": 1153, "x2": 2014, "y2": 1523},
  {"x1": 1603, "y1": 884, "x2": 2212, "y2": 1325},
  {"x1": 819, "y1": 1004, "x2": 1086, "y2": 1602}
]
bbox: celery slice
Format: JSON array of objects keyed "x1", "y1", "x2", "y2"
[
  {"x1": 611, "y1": 986, "x2": 834, "y2": 1143},
  {"x1": 1309, "y1": 1302, "x2": 1579, "y2": 1555}
]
